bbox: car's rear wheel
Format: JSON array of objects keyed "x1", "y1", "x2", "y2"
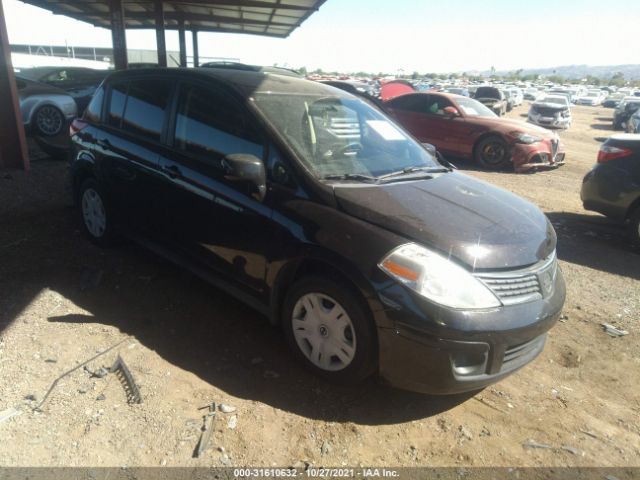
[
  {"x1": 33, "y1": 105, "x2": 64, "y2": 136},
  {"x1": 78, "y1": 178, "x2": 114, "y2": 245},
  {"x1": 475, "y1": 136, "x2": 510, "y2": 170},
  {"x1": 282, "y1": 275, "x2": 377, "y2": 385}
]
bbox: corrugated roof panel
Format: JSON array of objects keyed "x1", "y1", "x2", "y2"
[{"x1": 20, "y1": 0, "x2": 326, "y2": 38}]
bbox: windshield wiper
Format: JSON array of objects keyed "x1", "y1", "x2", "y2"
[
  {"x1": 321, "y1": 173, "x2": 378, "y2": 183},
  {"x1": 377, "y1": 166, "x2": 449, "y2": 182}
]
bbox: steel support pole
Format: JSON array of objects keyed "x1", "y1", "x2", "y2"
[
  {"x1": 154, "y1": 0, "x2": 167, "y2": 67},
  {"x1": 109, "y1": 0, "x2": 128, "y2": 70},
  {"x1": 178, "y1": 19, "x2": 187, "y2": 67},
  {"x1": 0, "y1": 0, "x2": 29, "y2": 170},
  {"x1": 192, "y1": 30, "x2": 199, "y2": 67}
]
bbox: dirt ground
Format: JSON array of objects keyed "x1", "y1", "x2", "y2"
[{"x1": 0, "y1": 104, "x2": 638, "y2": 468}]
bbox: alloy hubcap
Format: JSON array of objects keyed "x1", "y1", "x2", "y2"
[
  {"x1": 81, "y1": 188, "x2": 106, "y2": 238},
  {"x1": 36, "y1": 106, "x2": 63, "y2": 136},
  {"x1": 291, "y1": 293, "x2": 356, "y2": 371},
  {"x1": 482, "y1": 143, "x2": 505, "y2": 164}
]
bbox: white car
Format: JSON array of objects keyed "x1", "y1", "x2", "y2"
[
  {"x1": 575, "y1": 90, "x2": 603, "y2": 106},
  {"x1": 16, "y1": 76, "x2": 77, "y2": 136},
  {"x1": 509, "y1": 88, "x2": 524, "y2": 106},
  {"x1": 528, "y1": 95, "x2": 572, "y2": 129}
]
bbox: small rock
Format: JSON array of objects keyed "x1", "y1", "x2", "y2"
[
  {"x1": 24, "y1": 394, "x2": 37, "y2": 402},
  {"x1": 321, "y1": 440, "x2": 332, "y2": 456},
  {"x1": 437, "y1": 417, "x2": 451, "y2": 432},
  {"x1": 480, "y1": 427, "x2": 491, "y2": 437},
  {"x1": 227, "y1": 415, "x2": 237, "y2": 430},
  {"x1": 96, "y1": 394, "x2": 106, "y2": 401},
  {"x1": 161, "y1": 458, "x2": 167, "y2": 466},
  {"x1": 45, "y1": 358, "x2": 58, "y2": 363},
  {"x1": 218, "y1": 446, "x2": 225, "y2": 453},
  {"x1": 264, "y1": 370, "x2": 280, "y2": 379},
  {"x1": 78, "y1": 388, "x2": 88, "y2": 394},
  {"x1": 507, "y1": 403, "x2": 514, "y2": 409},
  {"x1": 458, "y1": 425, "x2": 473, "y2": 440},
  {"x1": 219, "y1": 404, "x2": 237, "y2": 414},
  {"x1": 220, "y1": 453, "x2": 232, "y2": 466},
  {"x1": 523, "y1": 439, "x2": 553, "y2": 450},
  {"x1": 251, "y1": 357, "x2": 264, "y2": 365}
]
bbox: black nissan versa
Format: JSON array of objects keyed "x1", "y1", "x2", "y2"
[{"x1": 69, "y1": 69, "x2": 565, "y2": 394}]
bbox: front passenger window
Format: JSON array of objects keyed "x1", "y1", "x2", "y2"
[{"x1": 174, "y1": 84, "x2": 263, "y2": 162}]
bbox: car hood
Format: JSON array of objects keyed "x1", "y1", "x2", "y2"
[
  {"x1": 466, "y1": 116, "x2": 555, "y2": 138},
  {"x1": 476, "y1": 97, "x2": 502, "y2": 104},
  {"x1": 333, "y1": 172, "x2": 555, "y2": 270}
]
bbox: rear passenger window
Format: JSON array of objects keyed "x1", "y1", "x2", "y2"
[
  {"x1": 388, "y1": 94, "x2": 428, "y2": 113},
  {"x1": 108, "y1": 83, "x2": 127, "y2": 128},
  {"x1": 121, "y1": 79, "x2": 173, "y2": 141},
  {"x1": 174, "y1": 83, "x2": 263, "y2": 160},
  {"x1": 84, "y1": 86, "x2": 104, "y2": 123}
]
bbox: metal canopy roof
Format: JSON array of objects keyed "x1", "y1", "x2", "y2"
[{"x1": 20, "y1": 0, "x2": 326, "y2": 38}]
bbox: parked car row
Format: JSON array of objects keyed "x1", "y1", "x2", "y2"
[{"x1": 613, "y1": 97, "x2": 640, "y2": 130}]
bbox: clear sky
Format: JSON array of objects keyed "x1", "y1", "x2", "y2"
[{"x1": 3, "y1": 0, "x2": 640, "y2": 73}]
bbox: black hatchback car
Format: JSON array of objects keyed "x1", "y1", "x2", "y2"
[
  {"x1": 581, "y1": 134, "x2": 640, "y2": 244},
  {"x1": 69, "y1": 69, "x2": 565, "y2": 394}
]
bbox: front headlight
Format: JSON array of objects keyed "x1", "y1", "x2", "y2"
[
  {"x1": 511, "y1": 131, "x2": 542, "y2": 144},
  {"x1": 379, "y1": 243, "x2": 501, "y2": 310}
]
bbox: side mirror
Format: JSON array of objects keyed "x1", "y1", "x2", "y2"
[
  {"x1": 222, "y1": 153, "x2": 267, "y2": 201},
  {"x1": 443, "y1": 106, "x2": 459, "y2": 118}
]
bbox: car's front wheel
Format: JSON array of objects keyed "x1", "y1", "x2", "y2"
[
  {"x1": 475, "y1": 136, "x2": 510, "y2": 170},
  {"x1": 33, "y1": 105, "x2": 65, "y2": 136},
  {"x1": 282, "y1": 276, "x2": 377, "y2": 385}
]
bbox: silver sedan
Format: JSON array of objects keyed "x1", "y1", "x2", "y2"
[{"x1": 16, "y1": 76, "x2": 77, "y2": 136}]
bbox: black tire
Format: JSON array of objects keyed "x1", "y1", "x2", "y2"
[
  {"x1": 33, "y1": 105, "x2": 65, "y2": 137},
  {"x1": 474, "y1": 136, "x2": 510, "y2": 170},
  {"x1": 282, "y1": 275, "x2": 377, "y2": 385},
  {"x1": 77, "y1": 178, "x2": 115, "y2": 246},
  {"x1": 628, "y1": 207, "x2": 640, "y2": 246}
]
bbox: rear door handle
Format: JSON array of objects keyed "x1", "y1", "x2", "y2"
[
  {"x1": 97, "y1": 139, "x2": 111, "y2": 149},
  {"x1": 162, "y1": 164, "x2": 181, "y2": 179}
]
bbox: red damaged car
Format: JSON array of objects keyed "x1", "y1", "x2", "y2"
[{"x1": 384, "y1": 91, "x2": 566, "y2": 172}]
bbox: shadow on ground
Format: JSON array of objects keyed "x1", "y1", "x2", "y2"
[
  {"x1": 546, "y1": 211, "x2": 639, "y2": 280},
  {"x1": 0, "y1": 159, "x2": 472, "y2": 425}
]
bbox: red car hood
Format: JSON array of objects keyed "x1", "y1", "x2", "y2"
[{"x1": 466, "y1": 116, "x2": 556, "y2": 138}]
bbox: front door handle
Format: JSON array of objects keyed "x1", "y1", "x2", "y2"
[{"x1": 162, "y1": 164, "x2": 181, "y2": 179}]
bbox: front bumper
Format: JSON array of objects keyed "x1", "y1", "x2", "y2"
[
  {"x1": 375, "y1": 268, "x2": 565, "y2": 394},
  {"x1": 511, "y1": 138, "x2": 566, "y2": 172},
  {"x1": 528, "y1": 114, "x2": 571, "y2": 129}
]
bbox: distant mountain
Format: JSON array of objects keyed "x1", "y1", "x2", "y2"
[{"x1": 476, "y1": 64, "x2": 640, "y2": 80}]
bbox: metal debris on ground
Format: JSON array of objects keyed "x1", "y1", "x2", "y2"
[
  {"x1": 110, "y1": 355, "x2": 143, "y2": 404},
  {"x1": 84, "y1": 366, "x2": 109, "y2": 378},
  {"x1": 34, "y1": 338, "x2": 128, "y2": 411},
  {"x1": 0, "y1": 407, "x2": 22, "y2": 425},
  {"x1": 195, "y1": 402, "x2": 216, "y2": 458},
  {"x1": 560, "y1": 445, "x2": 580, "y2": 455},
  {"x1": 523, "y1": 439, "x2": 553, "y2": 450},
  {"x1": 601, "y1": 323, "x2": 629, "y2": 337}
]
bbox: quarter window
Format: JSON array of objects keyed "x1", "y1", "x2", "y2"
[
  {"x1": 84, "y1": 86, "x2": 105, "y2": 123},
  {"x1": 174, "y1": 83, "x2": 263, "y2": 160}
]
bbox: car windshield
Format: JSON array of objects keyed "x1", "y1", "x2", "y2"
[
  {"x1": 542, "y1": 96, "x2": 568, "y2": 106},
  {"x1": 455, "y1": 97, "x2": 497, "y2": 117},
  {"x1": 252, "y1": 93, "x2": 439, "y2": 179}
]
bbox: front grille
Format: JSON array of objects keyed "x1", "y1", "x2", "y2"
[
  {"x1": 501, "y1": 335, "x2": 546, "y2": 371},
  {"x1": 476, "y1": 253, "x2": 557, "y2": 306},
  {"x1": 533, "y1": 106, "x2": 561, "y2": 116}
]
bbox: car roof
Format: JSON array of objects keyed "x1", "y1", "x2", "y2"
[{"x1": 104, "y1": 67, "x2": 347, "y2": 100}]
